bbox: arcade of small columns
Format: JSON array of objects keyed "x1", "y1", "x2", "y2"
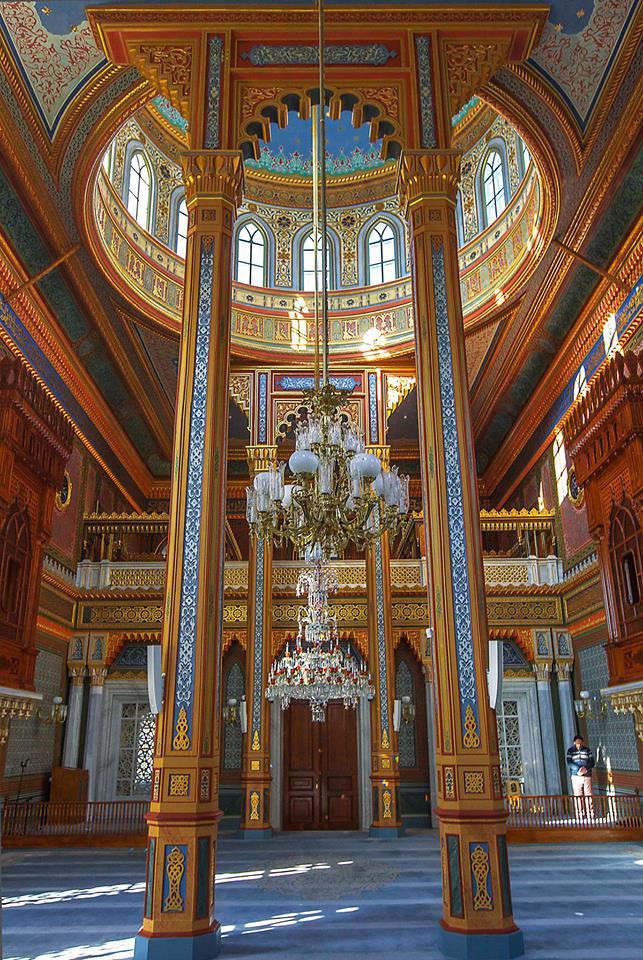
[{"x1": 90, "y1": 6, "x2": 548, "y2": 959}]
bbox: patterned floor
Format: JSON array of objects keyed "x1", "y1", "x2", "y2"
[{"x1": 2, "y1": 831, "x2": 642, "y2": 960}]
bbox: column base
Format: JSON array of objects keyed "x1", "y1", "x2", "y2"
[
  {"x1": 369, "y1": 825, "x2": 405, "y2": 838},
  {"x1": 237, "y1": 827, "x2": 273, "y2": 840},
  {"x1": 438, "y1": 927, "x2": 524, "y2": 960},
  {"x1": 134, "y1": 929, "x2": 221, "y2": 960}
]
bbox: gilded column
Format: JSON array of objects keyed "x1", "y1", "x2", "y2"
[
  {"x1": 134, "y1": 150, "x2": 242, "y2": 960},
  {"x1": 239, "y1": 445, "x2": 276, "y2": 838},
  {"x1": 399, "y1": 149, "x2": 523, "y2": 958},
  {"x1": 366, "y1": 519, "x2": 403, "y2": 837}
]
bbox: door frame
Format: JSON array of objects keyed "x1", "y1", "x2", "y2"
[{"x1": 271, "y1": 697, "x2": 371, "y2": 830}]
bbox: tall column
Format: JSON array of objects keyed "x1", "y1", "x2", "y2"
[
  {"x1": 399, "y1": 150, "x2": 523, "y2": 958},
  {"x1": 366, "y1": 523, "x2": 403, "y2": 837},
  {"x1": 239, "y1": 445, "x2": 276, "y2": 838},
  {"x1": 556, "y1": 663, "x2": 576, "y2": 790},
  {"x1": 134, "y1": 151, "x2": 242, "y2": 960},
  {"x1": 534, "y1": 663, "x2": 562, "y2": 794},
  {"x1": 62, "y1": 671, "x2": 85, "y2": 769},
  {"x1": 83, "y1": 667, "x2": 106, "y2": 801}
]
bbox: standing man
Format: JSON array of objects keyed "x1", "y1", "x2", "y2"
[{"x1": 567, "y1": 734, "x2": 595, "y2": 819}]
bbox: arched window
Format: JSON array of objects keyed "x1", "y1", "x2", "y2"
[
  {"x1": 367, "y1": 220, "x2": 397, "y2": 285},
  {"x1": 482, "y1": 150, "x2": 507, "y2": 225},
  {"x1": 573, "y1": 365, "x2": 587, "y2": 400},
  {"x1": 236, "y1": 221, "x2": 266, "y2": 286},
  {"x1": 126, "y1": 150, "x2": 152, "y2": 230},
  {"x1": 302, "y1": 231, "x2": 332, "y2": 292},
  {"x1": 553, "y1": 431, "x2": 568, "y2": 505},
  {"x1": 610, "y1": 499, "x2": 642, "y2": 632},
  {"x1": 603, "y1": 313, "x2": 619, "y2": 356},
  {"x1": 175, "y1": 197, "x2": 188, "y2": 259},
  {"x1": 0, "y1": 502, "x2": 31, "y2": 639}
]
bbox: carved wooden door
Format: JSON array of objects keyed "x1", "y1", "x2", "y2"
[{"x1": 283, "y1": 700, "x2": 358, "y2": 829}]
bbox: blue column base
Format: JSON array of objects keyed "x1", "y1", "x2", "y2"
[
  {"x1": 369, "y1": 825, "x2": 405, "y2": 838},
  {"x1": 134, "y1": 928, "x2": 221, "y2": 960},
  {"x1": 438, "y1": 927, "x2": 524, "y2": 959},
  {"x1": 237, "y1": 827, "x2": 273, "y2": 839}
]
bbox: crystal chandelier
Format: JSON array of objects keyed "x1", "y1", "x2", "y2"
[
  {"x1": 265, "y1": 556, "x2": 374, "y2": 721},
  {"x1": 245, "y1": 2, "x2": 409, "y2": 561}
]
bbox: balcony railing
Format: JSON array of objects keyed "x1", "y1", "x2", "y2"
[
  {"x1": 2, "y1": 800, "x2": 148, "y2": 846},
  {"x1": 505, "y1": 793, "x2": 643, "y2": 840},
  {"x1": 74, "y1": 555, "x2": 561, "y2": 593}
]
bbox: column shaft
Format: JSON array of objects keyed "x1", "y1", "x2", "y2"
[
  {"x1": 62, "y1": 676, "x2": 85, "y2": 769},
  {"x1": 399, "y1": 150, "x2": 522, "y2": 957},
  {"x1": 134, "y1": 151, "x2": 242, "y2": 960},
  {"x1": 239, "y1": 535, "x2": 273, "y2": 837},
  {"x1": 83, "y1": 673, "x2": 105, "y2": 801},
  {"x1": 366, "y1": 531, "x2": 403, "y2": 836},
  {"x1": 535, "y1": 670, "x2": 562, "y2": 794}
]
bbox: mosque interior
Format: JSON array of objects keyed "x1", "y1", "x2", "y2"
[{"x1": 0, "y1": 2, "x2": 641, "y2": 960}]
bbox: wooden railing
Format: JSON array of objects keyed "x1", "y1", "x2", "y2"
[
  {"x1": 2, "y1": 800, "x2": 148, "y2": 846},
  {"x1": 505, "y1": 793, "x2": 643, "y2": 841}
]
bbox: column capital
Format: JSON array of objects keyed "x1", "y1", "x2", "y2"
[
  {"x1": 534, "y1": 661, "x2": 553, "y2": 683},
  {"x1": 89, "y1": 667, "x2": 107, "y2": 686},
  {"x1": 181, "y1": 150, "x2": 244, "y2": 207},
  {"x1": 397, "y1": 149, "x2": 461, "y2": 215},
  {"x1": 555, "y1": 661, "x2": 573, "y2": 681},
  {"x1": 246, "y1": 445, "x2": 278, "y2": 478},
  {"x1": 69, "y1": 667, "x2": 86, "y2": 685}
]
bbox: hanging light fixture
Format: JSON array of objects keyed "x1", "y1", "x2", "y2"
[
  {"x1": 245, "y1": 0, "x2": 409, "y2": 562},
  {"x1": 266, "y1": 554, "x2": 374, "y2": 721}
]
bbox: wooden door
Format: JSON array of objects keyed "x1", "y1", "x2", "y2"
[{"x1": 283, "y1": 700, "x2": 358, "y2": 830}]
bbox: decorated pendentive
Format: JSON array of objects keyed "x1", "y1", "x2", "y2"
[{"x1": 265, "y1": 553, "x2": 374, "y2": 721}]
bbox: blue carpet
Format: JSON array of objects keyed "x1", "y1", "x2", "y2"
[{"x1": 2, "y1": 831, "x2": 642, "y2": 959}]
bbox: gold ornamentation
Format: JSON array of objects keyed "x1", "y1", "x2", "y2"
[
  {"x1": 152, "y1": 768, "x2": 161, "y2": 803},
  {"x1": 251, "y1": 729, "x2": 260, "y2": 751},
  {"x1": 486, "y1": 597, "x2": 562, "y2": 626},
  {"x1": 181, "y1": 151, "x2": 244, "y2": 207},
  {"x1": 606, "y1": 688, "x2": 643, "y2": 742},
  {"x1": 381, "y1": 728, "x2": 390, "y2": 750},
  {"x1": 200, "y1": 768, "x2": 211, "y2": 801},
  {"x1": 250, "y1": 791, "x2": 260, "y2": 821},
  {"x1": 229, "y1": 374, "x2": 251, "y2": 415},
  {"x1": 463, "y1": 704, "x2": 481, "y2": 749},
  {"x1": 386, "y1": 376, "x2": 416, "y2": 417},
  {"x1": 163, "y1": 846, "x2": 185, "y2": 912},
  {"x1": 471, "y1": 845, "x2": 493, "y2": 911},
  {"x1": 464, "y1": 771, "x2": 485, "y2": 794},
  {"x1": 241, "y1": 86, "x2": 282, "y2": 122},
  {"x1": 55, "y1": 470, "x2": 72, "y2": 511},
  {"x1": 251, "y1": 760, "x2": 260, "y2": 771},
  {"x1": 173, "y1": 705, "x2": 190, "y2": 751},
  {"x1": 134, "y1": 44, "x2": 192, "y2": 117},
  {"x1": 223, "y1": 603, "x2": 248, "y2": 624},
  {"x1": 169, "y1": 774, "x2": 190, "y2": 797},
  {"x1": 110, "y1": 567, "x2": 165, "y2": 588},
  {"x1": 444, "y1": 40, "x2": 510, "y2": 117},
  {"x1": 88, "y1": 604, "x2": 163, "y2": 625},
  {"x1": 398, "y1": 150, "x2": 461, "y2": 211},
  {"x1": 391, "y1": 601, "x2": 429, "y2": 626},
  {"x1": 382, "y1": 789, "x2": 392, "y2": 819},
  {"x1": 444, "y1": 766, "x2": 455, "y2": 800}
]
